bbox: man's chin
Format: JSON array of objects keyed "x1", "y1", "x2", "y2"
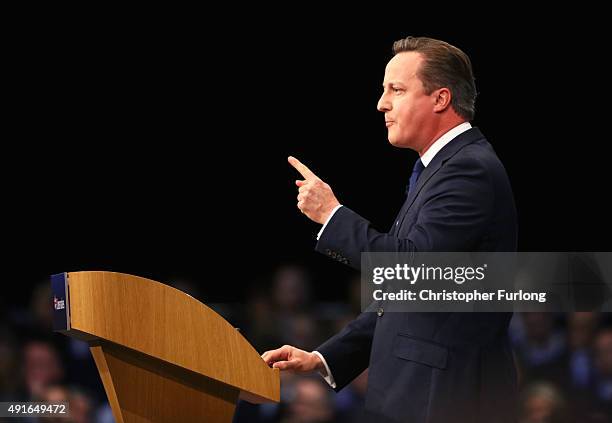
[{"x1": 388, "y1": 137, "x2": 410, "y2": 149}]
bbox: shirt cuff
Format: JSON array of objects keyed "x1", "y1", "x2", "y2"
[
  {"x1": 312, "y1": 350, "x2": 336, "y2": 389},
  {"x1": 316, "y1": 205, "x2": 343, "y2": 240}
]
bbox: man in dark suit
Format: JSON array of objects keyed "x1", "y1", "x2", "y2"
[{"x1": 262, "y1": 36, "x2": 518, "y2": 423}]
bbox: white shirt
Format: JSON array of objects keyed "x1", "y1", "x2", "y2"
[{"x1": 313, "y1": 121, "x2": 472, "y2": 388}]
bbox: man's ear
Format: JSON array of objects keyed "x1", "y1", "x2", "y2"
[{"x1": 432, "y1": 88, "x2": 452, "y2": 113}]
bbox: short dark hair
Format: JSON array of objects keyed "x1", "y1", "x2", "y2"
[{"x1": 392, "y1": 36, "x2": 477, "y2": 121}]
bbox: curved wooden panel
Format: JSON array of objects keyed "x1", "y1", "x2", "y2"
[{"x1": 66, "y1": 271, "x2": 279, "y2": 403}]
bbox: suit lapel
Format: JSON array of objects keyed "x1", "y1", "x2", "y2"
[{"x1": 392, "y1": 127, "x2": 486, "y2": 232}]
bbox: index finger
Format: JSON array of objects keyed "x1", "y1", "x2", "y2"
[{"x1": 288, "y1": 156, "x2": 316, "y2": 179}]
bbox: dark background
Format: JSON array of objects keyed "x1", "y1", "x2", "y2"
[{"x1": 5, "y1": 12, "x2": 609, "y2": 308}]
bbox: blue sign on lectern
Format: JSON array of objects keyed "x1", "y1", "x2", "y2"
[{"x1": 51, "y1": 272, "x2": 70, "y2": 331}]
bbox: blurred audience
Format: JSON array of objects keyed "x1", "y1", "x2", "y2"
[
  {"x1": 272, "y1": 265, "x2": 312, "y2": 314},
  {"x1": 38, "y1": 384, "x2": 93, "y2": 423},
  {"x1": 0, "y1": 326, "x2": 23, "y2": 400},
  {"x1": 513, "y1": 312, "x2": 567, "y2": 386},
  {"x1": 281, "y1": 376, "x2": 335, "y2": 423},
  {"x1": 2, "y1": 267, "x2": 612, "y2": 422},
  {"x1": 567, "y1": 312, "x2": 599, "y2": 390},
  {"x1": 335, "y1": 369, "x2": 369, "y2": 422},
  {"x1": 23, "y1": 339, "x2": 64, "y2": 399},
  {"x1": 591, "y1": 328, "x2": 612, "y2": 418},
  {"x1": 519, "y1": 382, "x2": 568, "y2": 423}
]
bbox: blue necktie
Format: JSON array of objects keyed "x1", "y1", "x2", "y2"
[{"x1": 406, "y1": 159, "x2": 425, "y2": 195}]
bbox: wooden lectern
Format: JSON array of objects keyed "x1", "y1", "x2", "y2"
[{"x1": 51, "y1": 271, "x2": 280, "y2": 423}]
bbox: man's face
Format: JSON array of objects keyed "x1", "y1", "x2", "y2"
[
  {"x1": 377, "y1": 52, "x2": 435, "y2": 151},
  {"x1": 594, "y1": 331, "x2": 612, "y2": 376}
]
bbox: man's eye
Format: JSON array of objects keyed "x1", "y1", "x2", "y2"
[{"x1": 392, "y1": 87, "x2": 403, "y2": 93}]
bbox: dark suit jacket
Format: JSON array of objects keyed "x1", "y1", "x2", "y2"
[{"x1": 316, "y1": 127, "x2": 518, "y2": 423}]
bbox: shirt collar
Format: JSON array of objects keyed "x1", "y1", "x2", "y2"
[{"x1": 420, "y1": 122, "x2": 472, "y2": 167}]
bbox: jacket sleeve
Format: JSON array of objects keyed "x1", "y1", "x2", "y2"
[{"x1": 315, "y1": 310, "x2": 377, "y2": 391}]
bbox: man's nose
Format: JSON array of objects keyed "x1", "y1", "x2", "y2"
[{"x1": 377, "y1": 93, "x2": 391, "y2": 112}]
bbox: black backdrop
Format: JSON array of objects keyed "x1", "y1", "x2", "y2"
[{"x1": 6, "y1": 13, "x2": 609, "y2": 308}]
